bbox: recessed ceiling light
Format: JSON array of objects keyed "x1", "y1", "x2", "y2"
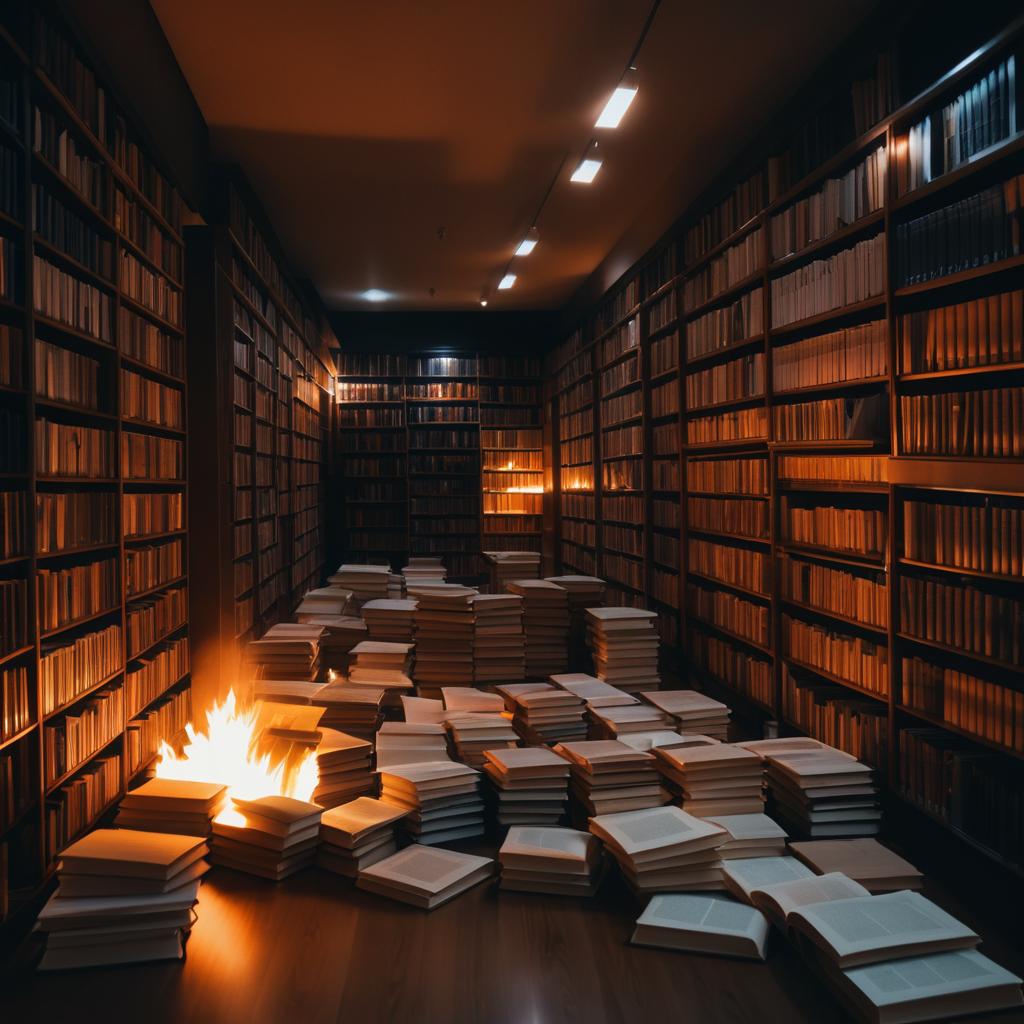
[
  {"x1": 515, "y1": 227, "x2": 539, "y2": 257},
  {"x1": 498, "y1": 274, "x2": 516, "y2": 290},
  {"x1": 570, "y1": 158, "x2": 602, "y2": 184},
  {"x1": 595, "y1": 69, "x2": 638, "y2": 129},
  {"x1": 480, "y1": 299, "x2": 488, "y2": 307},
  {"x1": 362, "y1": 289, "x2": 388, "y2": 302}
]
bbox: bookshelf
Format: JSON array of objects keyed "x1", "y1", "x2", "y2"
[
  {"x1": 0, "y1": 3, "x2": 192, "y2": 933},
  {"x1": 334, "y1": 352, "x2": 543, "y2": 580},
  {"x1": 549, "y1": 18, "x2": 1024, "y2": 876}
]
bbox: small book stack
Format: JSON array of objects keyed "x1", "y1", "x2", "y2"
[
  {"x1": 301, "y1": 615, "x2": 367, "y2": 675},
  {"x1": 631, "y1": 893, "x2": 770, "y2": 960},
  {"x1": 114, "y1": 778, "x2": 227, "y2": 837},
  {"x1": 705, "y1": 813, "x2": 788, "y2": 859},
  {"x1": 618, "y1": 731, "x2": 701, "y2": 753},
  {"x1": 493, "y1": 681, "x2": 553, "y2": 709},
  {"x1": 295, "y1": 587, "x2": 352, "y2": 619},
  {"x1": 348, "y1": 640, "x2": 415, "y2": 707},
  {"x1": 402, "y1": 557, "x2": 446, "y2": 585},
  {"x1": 764, "y1": 750, "x2": 880, "y2": 838},
  {"x1": 330, "y1": 564, "x2": 391, "y2": 602},
  {"x1": 789, "y1": 838, "x2": 923, "y2": 892},
  {"x1": 654, "y1": 743, "x2": 765, "y2": 816},
  {"x1": 551, "y1": 673, "x2": 639, "y2": 709},
  {"x1": 642, "y1": 689, "x2": 731, "y2": 740},
  {"x1": 722, "y1": 854, "x2": 816, "y2": 903},
  {"x1": 590, "y1": 805, "x2": 728, "y2": 894},
  {"x1": 210, "y1": 796, "x2": 322, "y2": 881},
  {"x1": 311, "y1": 680, "x2": 385, "y2": 738},
  {"x1": 356, "y1": 844, "x2": 494, "y2": 910},
  {"x1": 379, "y1": 761, "x2": 485, "y2": 844},
  {"x1": 314, "y1": 729, "x2": 375, "y2": 808},
  {"x1": 445, "y1": 713, "x2": 519, "y2": 768},
  {"x1": 412, "y1": 584, "x2": 477, "y2": 689},
  {"x1": 245, "y1": 630, "x2": 321, "y2": 682},
  {"x1": 362, "y1": 599, "x2": 418, "y2": 643},
  {"x1": 498, "y1": 825, "x2": 602, "y2": 895},
  {"x1": 510, "y1": 687, "x2": 587, "y2": 744},
  {"x1": 471, "y1": 592, "x2": 526, "y2": 683},
  {"x1": 482, "y1": 746, "x2": 571, "y2": 826},
  {"x1": 36, "y1": 829, "x2": 207, "y2": 970},
  {"x1": 375, "y1": 721, "x2": 450, "y2": 768},
  {"x1": 483, "y1": 550, "x2": 541, "y2": 591},
  {"x1": 588, "y1": 703, "x2": 674, "y2": 739},
  {"x1": 585, "y1": 607, "x2": 660, "y2": 693},
  {"x1": 441, "y1": 687, "x2": 505, "y2": 715},
  {"x1": 545, "y1": 575, "x2": 606, "y2": 663},
  {"x1": 506, "y1": 579, "x2": 569, "y2": 678},
  {"x1": 555, "y1": 739, "x2": 668, "y2": 821},
  {"x1": 318, "y1": 797, "x2": 409, "y2": 877}
]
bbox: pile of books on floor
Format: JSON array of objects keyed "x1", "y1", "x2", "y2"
[
  {"x1": 413, "y1": 584, "x2": 477, "y2": 689},
  {"x1": 586, "y1": 607, "x2": 660, "y2": 693},
  {"x1": 387, "y1": 571, "x2": 405, "y2": 599},
  {"x1": 318, "y1": 797, "x2": 408, "y2": 877},
  {"x1": 588, "y1": 701, "x2": 674, "y2": 739},
  {"x1": 705, "y1": 813, "x2": 788, "y2": 859},
  {"x1": 295, "y1": 587, "x2": 352, "y2": 619},
  {"x1": 402, "y1": 557, "x2": 446, "y2": 585},
  {"x1": 209, "y1": 796, "x2": 322, "y2": 881},
  {"x1": 330, "y1": 564, "x2": 390, "y2": 602},
  {"x1": 590, "y1": 805, "x2": 728, "y2": 894},
  {"x1": 245, "y1": 626, "x2": 321, "y2": 682},
  {"x1": 314, "y1": 729, "x2": 375, "y2": 808},
  {"x1": 114, "y1": 778, "x2": 227, "y2": 836},
  {"x1": 379, "y1": 760, "x2": 484, "y2": 844},
  {"x1": 642, "y1": 689, "x2": 731, "y2": 740},
  {"x1": 362, "y1": 599, "x2": 417, "y2": 643},
  {"x1": 631, "y1": 893, "x2": 770, "y2": 960},
  {"x1": 471, "y1": 592, "x2": 526, "y2": 683},
  {"x1": 654, "y1": 743, "x2": 765, "y2": 816},
  {"x1": 510, "y1": 686, "x2": 587, "y2": 745},
  {"x1": 483, "y1": 550, "x2": 540, "y2": 591},
  {"x1": 311, "y1": 679, "x2": 385, "y2": 738},
  {"x1": 507, "y1": 580, "x2": 569, "y2": 678},
  {"x1": 441, "y1": 687, "x2": 505, "y2": 715},
  {"x1": 721, "y1": 853, "x2": 816, "y2": 904},
  {"x1": 555, "y1": 739, "x2": 668, "y2": 823},
  {"x1": 374, "y1": 721, "x2": 450, "y2": 768},
  {"x1": 36, "y1": 829, "x2": 208, "y2": 969},
  {"x1": 551, "y1": 672, "x2": 638, "y2": 710},
  {"x1": 356, "y1": 845, "x2": 494, "y2": 910},
  {"x1": 788, "y1": 837, "x2": 923, "y2": 892},
  {"x1": 498, "y1": 825, "x2": 603, "y2": 896},
  {"x1": 547, "y1": 575, "x2": 606, "y2": 666},
  {"x1": 348, "y1": 640, "x2": 414, "y2": 707},
  {"x1": 301, "y1": 615, "x2": 366, "y2": 676},
  {"x1": 445, "y1": 713, "x2": 519, "y2": 769},
  {"x1": 482, "y1": 746, "x2": 571, "y2": 826},
  {"x1": 493, "y1": 681, "x2": 555, "y2": 710}
]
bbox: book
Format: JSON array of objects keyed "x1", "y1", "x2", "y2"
[
  {"x1": 631, "y1": 893, "x2": 770, "y2": 960},
  {"x1": 356, "y1": 844, "x2": 494, "y2": 910},
  {"x1": 498, "y1": 825, "x2": 602, "y2": 895},
  {"x1": 788, "y1": 839, "x2": 923, "y2": 893}
]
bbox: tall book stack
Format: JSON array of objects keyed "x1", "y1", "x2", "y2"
[
  {"x1": 374, "y1": 721, "x2": 450, "y2": 769},
  {"x1": 509, "y1": 687, "x2": 587, "y2": 745},
  {"x1": 482, "y1": 747, "x2": 571, "y2": 827},
  {"x1": 210, "y1": 796, "x2": 322, "y2": 880},
  {"x1": 331, "y1": 564, "x2": 390, "y2": 603},
  {"x1": 378, "y1": 760, "x2": 485, "y2": 844},
  {"x1": 585, "y1": 607, "x2": 661, "y2": 693},
  {"x1": 545, "y1": 575, "x2": 606, "y2": 667},
  {"x1": 347, "y1": 641, "x2": 414, "y2": 707},
  {"x1": 498, "y1": 825, "x2": 603, "y2": 895},
  {"x1": 310, "y1": 679, "x2": 384, "y2": 739},
  {"x1": 361, "y1": 599, "x2": 417, "y2": 643},
  {"x1": 653, "y1": 744, "x2": 765, "y2": 816},
  {"x1": 471, "y1": 592, "x2": 526, "y2": 683},
  {"x1": 641, "y1": 690, "x2": 731, "y2": 741},
  {"x1": 483, "y1": 550, "x2": 541, "y2": 591},
  {"x1": 412, "y1": 584, "x2": 476, "y2": 690},
  {"x1": 555, "y1": 739, "x2": 669, "y2": 823},
  {"x1": 317, "y1": 797, "x2": 408, "y2": 877},
  {"x1": 313, "y1": 729, "x2": 375, "y2": 809},
  {"x1": 444, "y1": 713, "x2": 519, "y2": 769},
  {"x1": 507, "y1": 580, "x2": 569, "y2": 678}
]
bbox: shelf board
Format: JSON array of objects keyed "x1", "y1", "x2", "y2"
[
  {"x1": 43, "y1": 668, "x2": 126, "y2": 722},
  {"x1": 896, "y1": 704, "x2": 1023, "y2": 762},
  {"x1": 897, "y1": 557, "x2": 1024, "y2": 586},
  {"x1": 36, "y1": 540, "x2": 119, "y2": 561},
  {"x1": 898, "y1": 361, "x2": 1024, "y2": 383},
  {"x1": 40, "y1": 605, "x2": 120, "y2": 641},
  {"x1": 896, "y1": 632, "x2": 1024, "y2": 677},
  {"x1": 769, "y1": 210, "x2": 885, "y2": 271},
  {"x1": 689, "y1": 524, "x2": 770, "y2": 547},
  {"x1": 686, "y1": 611, "x2": 773, "y2": 656},
  {"x1": 684, "y1": 268, "x2": 765, "y2": 321},
  {"x1": 687, "y1": 569, "x2": 770, "y2": 603},
  {"x1": 768, "y1": 297, "x2": 886, "y2": 340},
  {"x1": 778, "y1": 478, "x2": 889, "y2": 494},
  {"x1": 686, "y1": 393, "x2": 765, "y2": 416},
  {"x1": 685, "y1": 489, "x2": 768, "y2": 500},
  {"x1": 771, "y1": 375, "x2": 887, "y2": 400},
  {"x1": 32, "y1": 313, "x2": 115, "y2": 351},
  {"x1": 685, "y1": 335, "x2": 766, "y2": 369},
  {"x1": 780, "y1": 597, "x2": 888, "y2": 638},
  {"x1": 782, "y1": 656, "x2": 889, "y2": 704},
  {"x1": 776, "y1": 542, "x2": 886, "y2": 571},
  {"x1": 127, "y1": 575, "x2": 188, "y2": 602},
  {"x1": 0, "y1": 721, "x2": 38, "y2": 753},
  {"x1": 895, "y1": 254, "x2": 1024, "y2": 299}
]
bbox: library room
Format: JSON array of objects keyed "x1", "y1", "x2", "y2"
[{"x1": 1, "y1": 0, "x2": 1023, "y2": 1020}]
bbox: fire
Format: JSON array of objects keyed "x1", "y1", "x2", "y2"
[{"x1": 154, "y1": 690, "x2": 319, "y2": 819}]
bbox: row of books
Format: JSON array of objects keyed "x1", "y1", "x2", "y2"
[
  {"x1": 126, "y1": 586, "x2": 186, "y2": 658},
  {"x1": 121, "y1": 370, "x2": 183, "y2": 429},
  {"x1": 408, "y1": 428, "x2": 478, "y2": 449},
  {"x1": 124, "y1": 635, "x2": 189, "y2": 718},
  {"x1": 687, "y1": 406, "x2": 767, "y2": 444},
  {"x1": 0, "y1": 578, "x2": 28, "y2": 656},
  {"x1": 686, "y1": 352, "x2": 764, "y2": 408},
  {"x1": 37, "y1": 557, "x2": 118, "y2": 633},
  {"x1": 0, "y1": 490, "x2": 26, "y2": 558},
  {"x1": 782, "y1": 612, "x2": 890, "y2": 696},
  {"x1": 772, "y1": 319, "x2": 887, "y2": 391},
  {"x1": 340, "y1": 432, "x2": 404, "y2": 452},
  {"x1": 406, "y1": 382, "x2": 477, "y2": 399},
  {"x1": 600, "y1": 356, "x2": 640, "y2": 398},
  {"x1": 601, "y1": 552, "x2": 644, "y2": 591},
  {"x1": 689, "y1": 495, "x2": 768, "y2": 539},
  {"x1": 651, "y1": 459, "x2": 679, "y2": 491},
  {"x1": 30, "y1": 106, "x2": 106, "y2": 215},
  {"x1": 483, "y1": 449, "x2": 543, "y2": 470},
  {"x1": 651, "y1": 532, "x2": 679, "y2": 567},
  {"x1": 602, "y1": 460, "x2": 643, "y2": 492},
  {"x1": 597, "y1": 279, "x2": 640, "y2": 332},
  {"x1": 777, "y1": 453, "x2": 887, "y2": 485},
  {"x1": 121, "y1": 432, "x2": 183, "y2": 480},
  {"x1": 902, "y1": 654, "x2": 1023, "y2": 754},
  {"x1": 780, "y1": 555, "x2": 889, "y2": 630},
  {"x1": 113, "y1": 187, "x2": 182, "y2": 282},
  {"x1": 649, "y1": 379, "x2": 679, "y2": 418},
  {"x1": 559, "y1": 378, "x2": 593, "y2": 414},
  {"x1": 406, "y1": 405, "x2": 477, "y2": 424},
  {"x1": 33, "y1": 256, "x2": 112, "y2": 342},
  {"x1": 43, "y1": 682, "x2": 124, "y2": 786},
  {"x1": 652, "y1": 422, "x2": 678, "y2": 455},
  {"x1": 687, "y1": 581, "x2": 769, "y2": 647},
  {"x1": 903, "y1": 498, "x2": 1023, "y2": 576},
  {"x1": 480, "y1": 384, "x2": 539, "y2": 403},
  {"x1": 649, "y1": 293, "x2": 677, "y2": 334},
  {"x1": 123, "y1": 491, "x2": 183, "y2": 538},
  {"x1": 482, "y1": 406, "x2": 541, "y2": 427},
  {"x1": 337, "y1": 353, "x2": 405, "y2": 376},
  {"x1": 124, "y1": 539, "x2": 184, "y2": 596},
  {"x1": 899, "y1": 387, "x2": 1024, "y2": 457},
  {"x1": 684, "y1": 227, "x2": 763, "y2": 310},
  {"x1": 482, "y1": 428, "x2": 542, "y2": 449},
  {"x1": 0, "y1": 323, "x2": 22, "y2": 388},
  {"x1": 899, "y1": 573, "x2": 1023, "y2": 667},
  {"x1": 335, "y1": 381, "x2": 401, "y2": 402},
  {"x1": 688, "y1": 455, "x2": 768, "y2": 494},
  {"x1": 688, "y1": 537, "x2": 770, "y2": 594},
  {"x1": 686, "y1": 287, "x2": 764, "y2": 360},
  {"x1": 44, "y1": 751, "x2": 121, "y2": 866},
  {"x1": 35, "y1": 419, "x2": 114, "y2": 478},
  {"x1": 32, "y1": 185, "x2": 113, "y2": 280},
  {"x1": 120, "y1": 307, "x2": 184, "y2": 379},
  {"x1": 685, "y1": 169, "x2": 766, "y2": 263},
  {"x1": 603, "y1": 494, "x2": 644, "y2": 522},
  {"x1": 40, "y1": 622, "x2": 122, "y2": 716},
  {"x1": 0, "y1": 664, "x2": 29, "y2": 743},
  {"x1": 773, "y1": 392, "x2": 888, "y2": 444},
  {"x1": 688, "y1": 625, "x2": 773, "y2": 708},
  {"x1": 649, "y1": 331, "x2": 679, "y2": 375},
  {"x1": 561, "y1": 493, "x2": 594, "y2": 519},
  {"x1": 780, "y1": 497, "x2": 887, "y2": 559},
  {"x1": 603, "y1": 524, "x2": 643, "y2": 557},
  {"x1": 408, "y1": 356, "x2": 476, "y2": 377},
  {"x1": 34, "y1": 338, "x2": 102, "y2": 411},
  {"x1": 599, "y1": 318, "x2": 639, "y2": 366},
  {"x1": 601, "y1": 425, "x2": 642, "y2": 458},
  {"x1": 601, "y1": 390, "x2": 642, "y2": 428}
]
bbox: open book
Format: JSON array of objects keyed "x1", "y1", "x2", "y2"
[
  {"x1": 748, "y1": 871, "x2": 870, "y2": 930},
  {"x1": 631, "y1": 894, "x2": 770, "y2": 961}
]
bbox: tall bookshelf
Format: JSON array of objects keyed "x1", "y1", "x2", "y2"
[
  {"x1": 549, "y1": 18, "x2": 1024, "y2": 877},
  {"x1": 0, "y1": 3, "x2": 192, "y2": 935}
]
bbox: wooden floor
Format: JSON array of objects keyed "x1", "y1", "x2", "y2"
[{"x1": 3, "y1": 839, "x2": 1024, "y2": 1024}]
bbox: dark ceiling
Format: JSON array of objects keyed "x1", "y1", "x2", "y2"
[{"x1": 151, "y1": 0, "x2": 879, "y2": 311}]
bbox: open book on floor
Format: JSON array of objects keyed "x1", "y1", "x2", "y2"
[
  {"x1": 747, "y1": 871, "x2": 871, "y2": 930},
  {"x1": 356, "y1": 844, "x2": 494, "y2": 910},
  {"x1": 631, "y1": 893, "x2": 770, "y2": 961}
]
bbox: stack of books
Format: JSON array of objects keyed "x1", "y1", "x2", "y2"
[
  {"x1": 387, "y1": 571, "x2": 404, "y2": 599},
  {"x1": 356, "y1": 844, "x2": 494, "y2": 909},
  {"x1": 36, "y1": 829, "x2": 207, "y2": 969},
  {"x1": 765, "y1": 750, "x2": 880, "y2": 838},
  {"x1": 313, "y1": 729, "x2": 375, "y2": 809},
  {"x1": 329, "y1": 563, "x2": 391, "y2": 602},
  {"x1": 401, "y1": 557, "x2": 446, "y2": 586},
  {"x1": 704, "y1": 813, "x2": 788, "y2": 859},
  {"x1": 444, "y1": 713, "x2": 519, "y2": 768},
  {"x1": 209, "y1": 796, "x2": 322, "y2": 880},
  {"x1": 507, "y1": 579, "x2": 569, "y2": 678},
  {"x1": 788, "y1": 838, "x2": 923, "y2": 892},
  {"x1": 654, "y1": 743, "x2": 765, "y2": 816},
  {"x1": 412, "y1": 584, "x2": 477, "y2": 689},
  {"x1": 401, "y1": 693, "x2": 448, "y2": 724},
  {"x1": 589, "y1": 805, "x2": 728, "y2": 894},
  {"x1": 361, "y1": 599, "x2": 417, "y2": 643},
  {"x1": 482, "y1": 746, "x2": 571, "y2": 826},
  {"x1": 318, "y1": 797, "x2": 409, "y2": 877},
  {"x1": 585, "y1": 607, "x2": 660, "y2": 693},
  {"x1": 375, "y1": 721, "x2": 450, "y2": 768},
  {"x1": 618, "y1": 731, "x2": 699, "y2": 753},
  {"x1": 114, "y1": 778, "x2": 227, "y2": 836},
  {"x1": 555, "y1": 739, "x2": 668, "y2": 821},
  {"x1": 379, "y1": 760, "x2": 485, "y2": 844},
  {"x1": 471, "y1": 592, "x2": 526, "y2": 683},
  {"x1": 311, "y1": 680, "x2": 385, "y2": 738},
  {"x1": 244, "y1": 630, "x2": 321, "y2": 682},
  {"x1": 441, "y1": 688, "x2": 505, "y2": 715},
  {"x1": 545, "y1": 575, "x2": 606, "y2": 661},
  {"x1": 588, "y1": 703, "x2": 674, "y2": 739},
  {"x1": 498, "y1": 825, "x2": 603, "y2": 895},
  {"x1": 631, "y1": 894, "x2": 770, "y2": 960},
  {"x1": 252, "y1": 678, "x2": 321, "y2": 705},
  {"x1": 295, "y1": 587, "x2": 352, "y2": 619},
  {"x1": 642, "y1": 689, "x2": 731, "y2": 740},
  {"x1": 510, "y1": 687, "x2": 587, "y2": 744},
  {"x1": 551, "y1": 672, "x2": 639, "y2": 709},
  {"x1": 300, "y1": 615, "x2": 366, "y2": 675},
  {"x1": 483, "y1": 550, "x2": 541, "y2": 591},
  {"x1": 348, "y1": 640, "x2": 415, "y2": 707},
  {"x1": 493, "y1": 681, "x2": 554, "y2": 710}
]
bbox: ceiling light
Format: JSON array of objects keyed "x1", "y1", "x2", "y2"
[
  {"x1": 595, "y1": 69, "x2": 638, "y2": 129},
  {"x1": 480, "y1": 299, "x2": 488, "y2": 307},
  {"x1": 570, "y1": 158, "x2": 602, "y2": 184},
  {"x1": 515, "y1": 227, "x2": 539, "y2": 256},
  {"x1": 362, "y1": 289, "x2": 388, "y2": 302},
  {"x1": 498, "y1": 274, "x2": 516, "y2": 290}
]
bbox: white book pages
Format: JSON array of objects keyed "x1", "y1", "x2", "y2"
[
  {"x1": 749, "y1": 872, "x2": 870, "y2": 928},
  {"x1": 633, "y1": 894, "x2": 770, "y2": 960},
  {"x1": 722, "y1": 856, "x2": 816, "y2": 902}
]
